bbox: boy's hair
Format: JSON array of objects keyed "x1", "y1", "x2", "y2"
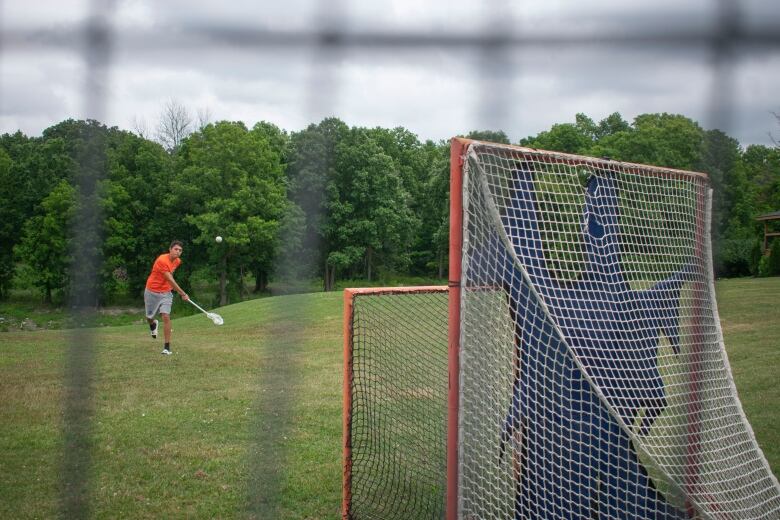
[{"x1": 170, "y1": 240, "x2": 184, "y2": 249}]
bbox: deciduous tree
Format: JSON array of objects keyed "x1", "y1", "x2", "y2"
[
  {"x1": 171, "y1": 121, "x2": 287, "y2": 304},
  {"x1": 15, "y1": 181, "x2": 77, "y2": 303}
]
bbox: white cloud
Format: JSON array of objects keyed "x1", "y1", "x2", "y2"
[
  {"x1": 1, "y1": 1, "x2": 779, "y2": 146},
  {"x1": 114, "y1": 0, "x2": 157, "y2": 31},
  {"x1": 1, "y1": 0, "x2": 90, "y2": 29},
  {"x1": 733, "y1": 52, "x2": 780, "y2": 146},
  {"x1": 334, "y1": 57, "x2": 474, "y2": 140},
  {"x1": 0, "y1": 51, "x2": 83, "y2": 135}
]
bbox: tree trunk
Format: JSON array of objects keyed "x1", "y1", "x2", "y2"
[
  {"x1": 45, "y1": 284, "x2": 52, "y2": 305},
  {"x1": 366, "y1": 247, "x2": 373, "y2": 281},
  {"x1": 254, "y1": 270, "x2": 268, "y2": 293},
  {"x1": 324, "y1": 259, "x2": 337, "y2": 292},
  {"x1": 438, "y1": 248, "x2": 445, "y2": 279},
  {"x1": 253, "y1": 265, "x2": 261, "y2": 293},
  {"x1": 219, "y1": 256, "x2": 228, "y2": 306},
  {"x1": 324, "y1": 258, "x2": 331, "y2": 292},
  {"x1": 239, "y1": 264, "x2": 245, "y2": 299}
]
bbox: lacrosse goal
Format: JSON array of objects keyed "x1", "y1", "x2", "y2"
[{"x1": 342, "y1": 138, "x2": 780, "y2": 520}]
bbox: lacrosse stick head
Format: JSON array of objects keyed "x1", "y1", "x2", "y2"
[{"x1": 207, "y1": 312, "x2": 224, "y2": 325}]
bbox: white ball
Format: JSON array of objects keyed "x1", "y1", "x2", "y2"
[{"x1": 215, "y1": 236, "x2": 223, "y2": 243}]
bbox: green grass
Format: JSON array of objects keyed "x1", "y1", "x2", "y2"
[
  {"x1": 0, "y1": 282, "x2": 266, "y2": 332},
  {"x1": 0, "y1": 278, "x2": 778, "y2": 518},
  {"x1": 0, "y1": 276, "x2": 447, "y2": 332},
  {"x1": 713, "y1": 277, "x2": 780, "y2": 471},
  {"x1": 0, "y1": 292, "x2": 343, "y2": 519}
]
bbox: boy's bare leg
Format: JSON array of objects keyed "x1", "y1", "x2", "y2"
[{"x1": 160, "y1": 313, "x2": 172, "y2": 354}]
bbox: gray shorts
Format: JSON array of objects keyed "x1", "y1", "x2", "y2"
[{"x1": 144, "y1": 289, "x2": 173, "y2": 319}]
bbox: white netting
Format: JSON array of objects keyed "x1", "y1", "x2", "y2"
[{"x1": 458, "y1": 142, "x2": 780, "y2": 519}]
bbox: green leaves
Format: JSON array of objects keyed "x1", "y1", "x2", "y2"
[
  {"x1": 171, "y1": 121, "x2": 288, "y2": 304},
  {"x1": 2, "y1": 110, "x2": 778, "y2": 303},
  {"x1": 322, "y1": 128, "x2": 419, "y2": 281},
  {"x1": 14, "y1": 180, "x2": 77, "y2": 303}
]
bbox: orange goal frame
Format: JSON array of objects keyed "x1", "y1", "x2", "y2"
[
  {"x1": 342, "y1": 285, "x2": 448, "y2": 520},
  {"x1": 446, "y1": 137, "x2": 710, "y2": 520},
  {"x1": 447, "y1": 137, "x2": 469, "y2": 520},
  {"x1": 343, "y1": 137, "x2": 714, "y2": 520}
]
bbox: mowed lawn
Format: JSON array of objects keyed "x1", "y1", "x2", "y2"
[
  {"x1": 0, "y1": 292, "x2": 344, "y2": 519},
  {"x1": 1, "y1": 278, "x2": 779, "y2": 519}
]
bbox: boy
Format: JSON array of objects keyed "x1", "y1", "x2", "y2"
[{"x1": 144, "y1": 240, "x2": 189, "y2": 355}]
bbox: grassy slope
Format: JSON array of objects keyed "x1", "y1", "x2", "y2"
[
  {"x1": 0, "y1": 278, "x2": 778, "y2": 519},
  {"x1": 0, "y1": 292, "x2": 343, "y2": 519}
]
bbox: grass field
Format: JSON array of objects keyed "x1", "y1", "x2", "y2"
[{"x1": 0, "y1": 278, "x2": 778, "y2": 519}]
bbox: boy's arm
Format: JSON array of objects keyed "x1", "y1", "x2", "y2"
[{"x1": 163, "y1": 271, "x2": 189, "y2": 301}]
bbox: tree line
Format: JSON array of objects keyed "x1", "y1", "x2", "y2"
[{"x1": 1, "y1": 111, "x2": 779, "y2": 306}]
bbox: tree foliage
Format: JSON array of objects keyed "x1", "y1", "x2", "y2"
[
  {"x1": 521, "y1": 122, "x2": 593, "y2": 154},
  {"x1": 14, "y1": 180, "x2": 77, "y2": 303},
  {"x1": 466, "y1": 130, "x2": 510, "y2": 144},
  {"x1": 286, "y1": 117, "x2": 350, "y2": 284},
  {"x1": 1, "y1": 110, "x2": 779, "y2": 304},
  {"x1": 0, "y1": 147, "x2": 18, "y2": 298},
  {"x1": 323, "y1": 128, "x2": 418, "y2": 286},
  {"x1": 171, "y1": 121, "x2": 287, "y2": 304}
]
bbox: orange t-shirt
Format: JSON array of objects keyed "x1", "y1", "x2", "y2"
[{"x1": 145, "y1": 253, "x2": 182, "y2": 293}]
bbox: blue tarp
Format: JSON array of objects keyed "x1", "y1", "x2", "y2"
[{"x1": 489, "y1": 170, "x2": 690, "y2": 519}]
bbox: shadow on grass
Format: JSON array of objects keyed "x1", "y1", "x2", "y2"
[
  {"x1": 61, "y1": 323, "x2": 96, "y2": 519},
  {"x1": 246, "y1": 297, "x2": 313, "y2": 519}
]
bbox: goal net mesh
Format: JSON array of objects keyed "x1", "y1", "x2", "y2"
[
  {"x1": 458, "y1": 141, "x2": 780, "y2": 519},
  {"x1": 345, "y1": 288, "x2": 449, "y2": 519}
]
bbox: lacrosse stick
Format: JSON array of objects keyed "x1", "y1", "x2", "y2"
[{"x1": 187, "y1": 298, "x2": 224, "y2": 325}]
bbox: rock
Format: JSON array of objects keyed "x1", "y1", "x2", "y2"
[{"x1": 20, "y1": 318, "x2": 39, "y2": 331}]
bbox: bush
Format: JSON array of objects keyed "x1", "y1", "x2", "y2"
[
  {"x1": 715, "y1": 239, "x2": 761, "y2": 278},
  {"x1": 769, "y1": 239, "x2": 780, "y2": 276},
  {"x1": 758, "y1": 255, "x2": 771, "y2": 277},
  {"x1": 757, "y1": 240, "x2": 780, "y2": 277},
  {"x1": 750, "y1": 240, "x2": 763, "y2": 276}
]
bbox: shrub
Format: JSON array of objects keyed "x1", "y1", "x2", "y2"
[
  {"x1": 758, "y1": 255, "x2": 771, "y2": 277},
  {"x1": 769, "y1": 239, "x2": 780, "y2": 276},
  {"x1": 716, "y1": 239, "x2": 760, "y2": 278}
]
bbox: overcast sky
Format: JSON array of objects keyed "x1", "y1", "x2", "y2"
[{"x1": 2, "y1": 0, "x2": 780, "y2": 147}]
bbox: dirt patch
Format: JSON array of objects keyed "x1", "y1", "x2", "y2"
[{"x1": 721, "y1": 322, "x2": 753, "y2": 334}]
